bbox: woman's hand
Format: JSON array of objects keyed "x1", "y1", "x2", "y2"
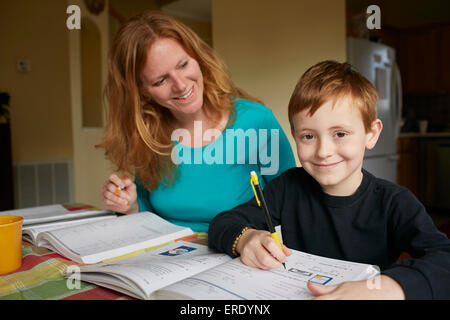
[
  {"x1": 101, "y1": 174, "x2": 138, "y2": 214},
  {"x1": 236, "y1": 228, "x2": 292, "y2": 269}
]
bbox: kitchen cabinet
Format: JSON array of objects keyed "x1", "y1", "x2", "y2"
[
  {"x1": 436, "y1": 24, "x2": 450, "y2": 92},
  {"x1": 398, "y1": 135, "x2": 450, "y2": 215},
  {"x1": 397, "y1": 137, "x2": 419, "y2": 196},
  {"x1": 379, "y1": 22, "x2": 450, "y2": 93},
  {"x1": 404, "y1": 27, "x2": 439, "y2": 93},
  {"x1": 417, "y1": 137, "x2": 450, "y2": 214}
]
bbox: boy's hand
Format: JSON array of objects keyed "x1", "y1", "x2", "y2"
[
  {"x1": 236, "y1": 228, "x2": 292, "y2": 269},
  {"x1": 308, "y1": 275, "x2": 405, "y2": 300}
]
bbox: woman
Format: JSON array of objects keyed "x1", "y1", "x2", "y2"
[{"x1": 99, "y1": 11, "x2": 295, "y2": 232}]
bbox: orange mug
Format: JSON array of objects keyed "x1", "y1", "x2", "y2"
[{"x1": 0, "y1": 216, "x2": 24, "y2": 274}]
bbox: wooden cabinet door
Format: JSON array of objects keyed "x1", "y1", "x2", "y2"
[
  {"x1": 397, "y1": 137, "x2": 418, "y2": 196},
  {"x1": 405, "y1": 28, "x2": 439, "y2": 93},
  {"x1": 436, "y1": 24, "x2": 450, "y2": 91}
]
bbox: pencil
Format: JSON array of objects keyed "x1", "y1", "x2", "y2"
[
  {"x1": 114, "y1": 175, "x2": 128, "y2": 195},
  {"x1": 250, "y1": 171, "x2": 286, "y2": 269}
]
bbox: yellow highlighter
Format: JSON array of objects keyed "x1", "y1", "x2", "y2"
[{"x1": 250, "y1": 171, "x2": 286, "y2": 269}]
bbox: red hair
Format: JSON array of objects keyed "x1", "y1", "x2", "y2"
[
  {"x1": 288, "y1": 60, "x2": 378, "y2": 132},
  {"x1": 97, "y1": 11, "x2": 259, "y2": 190}
]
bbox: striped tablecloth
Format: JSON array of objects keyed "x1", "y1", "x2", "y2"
[
  {"x1": 0, "y1": 203, "x2": 207, "y2": 300},
  {"x1": 0, "y1": 241, "x2": 133, "y2": 300},
  {"x1": 0, "y1": 236, "x2": 207, "y2": 300},
  {"x1": 0, "y1": 203, "x2": 128, "y2": 299}
]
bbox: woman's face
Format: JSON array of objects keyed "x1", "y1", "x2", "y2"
[{"x1": 140, "y1": 37, "x2": 204, "y2": 119}]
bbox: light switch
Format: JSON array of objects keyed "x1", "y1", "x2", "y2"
[{"x1": 17, "y1": 59, "x2": 31, "y2": 73}]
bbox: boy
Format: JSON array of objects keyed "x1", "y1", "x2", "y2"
[{"x1": 208, "y1": 60, "x2": 450, "y2": 299}]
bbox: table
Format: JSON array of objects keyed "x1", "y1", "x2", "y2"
[{"x1": 0, "y1": 234, "x2": 207, "y2": 300}]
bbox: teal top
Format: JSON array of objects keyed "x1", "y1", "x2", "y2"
[{"x1": 136, "y1": 98, "x2": 296, "y2": 232}]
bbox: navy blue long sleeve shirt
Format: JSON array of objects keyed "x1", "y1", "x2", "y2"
[{"x1": 208, "y1": 167, "x2": 450, "y2": 299}]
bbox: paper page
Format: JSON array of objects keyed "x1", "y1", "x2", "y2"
[
  {"x1": 157, "y1": 249, "x2": 379, "y2": 300},
  {"x1": 1, "y1": 204, "x2": 68, "y2": 224},
  {"x1": 22, "y1": 215, "x2": 117, "y2": 245},
  {"x1": 76, "y1": 242, "x2": 231, "y2": 299},
  {"x1": 45, "y1": 212, "x2": 194, "y2": 263},
  {"x1": 1, "y1": 204, "x2": 112, "y2": 225}
]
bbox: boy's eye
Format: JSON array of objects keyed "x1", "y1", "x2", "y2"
[
  {"x1": 301, "y1": 134, "x2": 315, "y2": 140},
  {"x1": 335, "y1": 131, "x2": 347, "y2": 138}
]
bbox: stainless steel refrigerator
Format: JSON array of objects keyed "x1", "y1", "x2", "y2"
[{"x1": 347, "y1": 37, "x2": 403, "y2": 183}]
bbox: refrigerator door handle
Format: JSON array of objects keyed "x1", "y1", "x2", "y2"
[
  {"x1": 393, "y1": 63, "x2": 403, "y2": 139},
  {"x1": 388, "y1": 154, "x2": 400, "y2": 161}
]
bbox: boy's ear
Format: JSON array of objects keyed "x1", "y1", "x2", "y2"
[{"x1": 365, "y1": 119, "x2": 383, "y2": 150}]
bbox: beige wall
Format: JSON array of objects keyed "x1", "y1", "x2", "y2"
[
  {"x1": 108, "y1": 0, "x2": 159, "y2": 46},
  {"x1": 1, "y1": 0, "x2": 346, "y2": 208},
  {"x1": 81, "y1": 17, "x2": 103, "y2": 128},
  {"x1": 68, "y1": 0, "x2": 111, "y2": 208},
  {"x1": 0, "y1": 0, "x2": 112, "y2": 208},
  {"x1": 0, "y1": 0, "x2": 73, "y2": 162},
  {"x1": 177, "y1": 16, "x2": 212, "y2": 46},
  {"x1": 108, "y1": 1, "x2": 212, "y2": 49},
  {"x1": 212, "y1": 0, "x2": 346, "y2": 164}
]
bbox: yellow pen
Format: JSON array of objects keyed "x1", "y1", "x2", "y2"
[{"x1": 250, "y1": 171, "x2": 286, "y2": 269}]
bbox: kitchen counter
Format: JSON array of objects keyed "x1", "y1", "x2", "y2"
[{"x1": 399, "y1": 132, "x2": 450, "y2": 138}]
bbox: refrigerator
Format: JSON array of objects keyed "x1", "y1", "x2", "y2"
[{"x1": 347, "y1": 37, "x2": 403, "y2": 183}]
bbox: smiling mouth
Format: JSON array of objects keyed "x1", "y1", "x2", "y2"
[
  {"x1": 313, "y1": 161, "x2": 343, "y2": 168},
  {"x1": 173, "y1": 87, "x2": 193, "y2": 100}
]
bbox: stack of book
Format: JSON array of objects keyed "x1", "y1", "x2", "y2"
[
  {"x1": 2, "y1": 204, "x2": 380, "y2": 300},
  {"x1": 1, "y1": 204, "x2": 195, "y2": 264}
]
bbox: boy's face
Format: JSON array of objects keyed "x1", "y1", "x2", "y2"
[{"x1": 291, "y1": 96, "x2": 381, "y2": 196}]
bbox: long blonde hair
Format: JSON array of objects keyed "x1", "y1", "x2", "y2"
[{"x1": 97, "y1": 11, "x2": 258, "y2": 191}]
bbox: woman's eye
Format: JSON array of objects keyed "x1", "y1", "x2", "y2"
[
  {"x1": 180, "y1": 61, "x2": 188, "y2": 68},
  {"x1": 153, "y1": 78, "x2": 165, "y2": 87}
]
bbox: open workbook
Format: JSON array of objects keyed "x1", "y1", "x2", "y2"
[
  {"x1": 65, "y1": 241, "x2": 380, "y2": 300},
  {"x1": 20, "y1": 211, "x2": 195, "y2": 264},
  {"x1": 1, "y1": 204, "x2": 112, "y2": 226},
  {"x1": 22, "y1": 215, "x2": 116, "y2": 246}
]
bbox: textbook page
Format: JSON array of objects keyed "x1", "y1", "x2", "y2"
[
  {"x1": 73, "y1": 242, "x2": 231, "y2": 299},
  {"x1": 41, "y1": 212, "x2": 194, "y2": 263},
  {"x1": 154, "y1": 249, "x2": 380, "y2": 300},
  {"x1": 2, "y1": 205, "x2": 68, "y2": 224},
  {"x1": 22, "y1": 215, "x2": 117, "y2": 245},
  {"x1": 1, "y1": 204, "x2": 112, "y2": 225}
]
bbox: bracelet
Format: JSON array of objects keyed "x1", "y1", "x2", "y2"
[{"x1": 232, "y1": 226, "x2": 251, "y2": 256}]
